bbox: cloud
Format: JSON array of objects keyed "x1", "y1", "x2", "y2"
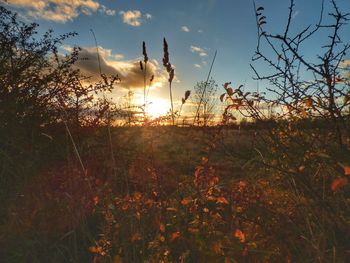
[
  {"x1": 71, "y1": 46, "x2": 166, "y2": 90},
  {"x1": 181, "y1": 26, "x2": 190, "y2": 32},
  {"x1": 190, "y1": 45, "x2": 208, "y2": 57},
  {"x1": 340, "y1": 60, "x2": 350, "y2": 68},
  {"x1": 100, "y1": 5, "x2": 116, "y2": 16},
  {"x1": 6, "y1": 0, "x2": 104, "y2": 22},
  {"x1": 194, "y1": 64, "x2": 201, "y2": 68},
  {"x1": 119, "y1": 10, "x2": 152, "y2": 26},
  {"x1": 198, "y1": 29, "x2": 203, "y2": 33},
  {"x1": 340, "y1": 60, "x2": 350, "y2": 79}
]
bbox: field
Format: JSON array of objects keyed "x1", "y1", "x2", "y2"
[
  {"x1": 1, "y1": 124, "x2": 349, "y2": 262},
  {"x1": 1, "y1": 1, "x2": 350, "y2": 262}
]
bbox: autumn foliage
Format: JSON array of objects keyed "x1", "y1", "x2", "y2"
[{"x1": 1, "y1": 2, "x2": 350, "y2": 263}]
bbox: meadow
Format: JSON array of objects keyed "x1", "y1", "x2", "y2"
[{"x1": 1, "y1": 1, "x2": 350, "y2": 262}]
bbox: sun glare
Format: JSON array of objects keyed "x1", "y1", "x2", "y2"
[{"x1": 146, "y1": 97, "x2": 170, "y2": 118}]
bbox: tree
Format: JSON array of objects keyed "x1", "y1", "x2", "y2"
[
  {"x1": 193, "y1": 78, "x2": 218, "y2": 126},
  {"x1": 218, "y1": 1, "x2": 350, "y2": 261},
  {"x1": 0, "y1": 6, "x2": 119, "y2": 131},
  {"x1": 0, "y1": 6, "x2": 118, "y2": 206},
  {"x1": 250, "y1": 0, "x2": 350, "y2": 145}
]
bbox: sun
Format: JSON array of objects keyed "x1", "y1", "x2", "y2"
[{"x1": 146, "y1": 97, "x2": 170, "y2": 118}]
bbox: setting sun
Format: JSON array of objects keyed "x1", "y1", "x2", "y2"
[{"x1": 146, "y1": 97, "x2": 170, "y2": 118}]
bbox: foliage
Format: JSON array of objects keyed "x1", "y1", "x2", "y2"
[{"x1": 1, "y1": 2, "x2": 350, "y2": 263}]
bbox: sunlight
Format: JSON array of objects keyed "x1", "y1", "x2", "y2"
[{"x1": 146, "y1": 96, "x2": 169, "y2": 118}]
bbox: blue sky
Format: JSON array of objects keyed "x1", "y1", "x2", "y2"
[{"x1": 2, "y1": 0, "x2": 350, "y2": 117}]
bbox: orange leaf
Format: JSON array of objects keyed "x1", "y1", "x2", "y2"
[
  {"x1": 227, "y1": 87, "x2": 234, "y2": 96},
  {"x1": 181, "y1": 197, "x2": 192, "y2": 206},
  {"x1": 216, "y1": 196, "x2": 229, "y2": 204},
  {"x1": 159, "y1": 223, "x2": 165, "y2": 233},
  {"x1": 331, "y1": 177, "x2": 348, "y2": 192},
  {"x1": 338, "y1": 162, "x2": 350, "y2": 176},
  {"x1": 304, "y1": 97, "x2": 313, "y2": 107},
  {"x1": 238, "y1": 180, "x2": 247, "y2": 189},
  {"x1": 145, "y1": 198, "x2": 154, "y2": 206},
  {"x1": 234, "y1": 229, "x2": 246, "y2": 243},
  {"x1": 223, "y1": 82, "x2": 231, "y2": 89},
  {"x1": 170, "y1": 231, "x2": 180, "y2": 242},
  {"x1": 93, "y1": 196, "x2": 99, "y2": 205},
  {"x1": 89, "y1": 246, "x2": 100, "y2": 254},
  {"x1": 131, "y1": 232, "x2": 142, "y2": 242},
  {"x1": 133, "y1": 191, "x2": 142, "y2": 201},
  {"x1": 211, "y1": 242, "x2": 223, "y2": 255}
]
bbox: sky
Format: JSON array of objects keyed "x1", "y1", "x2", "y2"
[{"x1": 2, "y1": 0, "x2": 350, "y2": 118}]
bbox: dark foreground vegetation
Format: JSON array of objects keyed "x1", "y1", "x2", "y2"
[{"x1": 1, "y1": 1, "x2": 350, "y2": 262}]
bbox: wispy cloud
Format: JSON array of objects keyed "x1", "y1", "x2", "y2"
[
  {"x1": 145, "y1": 13, "x2": 152, "y2": 19},
  {"x1": 181, "y1": 26, "x2": 190, "y2": 32},
  {"x1": 100, "y1": 5, "x2": 116, "y2": 16},
  {"x1": 190, "y1": 45, "x2": 208, "y2": 57},
  {"x1": 194, "y1": 64, "x2": 201, "y2": 68},
  {"x1": 5, "y1": 0, "x2": 107, "y2": 22},
  {"x1": 198, "y1": 29, "x2": 203, "y2": 33},
  {"x1": 119, "y1": 10, "x2": 152, "y2": 27}
]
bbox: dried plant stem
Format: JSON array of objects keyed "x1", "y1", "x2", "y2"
[
  {"x1": 90, "y1": 29, "x2": 102, "y2": 76},
  {"x1": 143, "y1": 63, "x2": 147, "y2": 110},
  {"x1": 176, "y1": 104, "x2": 184, "y2": 125},
  {"x1": 169, "y1": 82, "x2": 174, "y2": 125}
]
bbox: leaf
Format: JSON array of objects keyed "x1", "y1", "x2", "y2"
[
  {"x1": 257, "y1": 6, "x2": 264, "y2": 11},
  {"x1": 220, "y1": 93, "x2": 226, "y2": 102},
  {"x1": 227, "y1": 87, "x2": 234, "y2": 96},
  {"x1": 259, "y1": 21, "x2": 267, "y2": 26},
  {"x1": 133, "y1": 191, "x2": 142, "y2": 201},
  {"x1": 182, "y1": 98, "x2": 185, "y2": 104},
  {"x1": 216, "y1": 196, "x2": 229, "y2": 204},
  {"x1": 238, "y1": 180, "x2": 247, "y2": 189},
  {"x1": 131, "y1": 232, "x2": 142, "y2": 242},
  {"x1": 301, "y1": 109, "x2": 308, "y2": 118},
  {"x1": 181, "y1": 197, "x2": 192, "y2": 206},
  {"x1": 304, "y1": 97, "x2": 313, "y2": 107},
  {"x1": 170, "y1": 231, "x2": 180, "y2": 242},
  {"x1": 223, "y1": 82, "x2": 231, "y2": 89},
  {"x1": 234, "y1": 229, "x2": 246, "y2": 243},
  {"x1": 159, "y1": 223, "x2": 165, "y2": 233},
  {"x1": 331, "y1": 177, "x2": 348, "y2": 192},
  {"x1": 89, "y1": 246, "x2": 101, "y2": 254},
  {"x1": 338, "y1": 162, "x2": 350, "y2": 176},
  {"x1": 211, "y1": 242, "x2": 223, "y2": 255}
]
